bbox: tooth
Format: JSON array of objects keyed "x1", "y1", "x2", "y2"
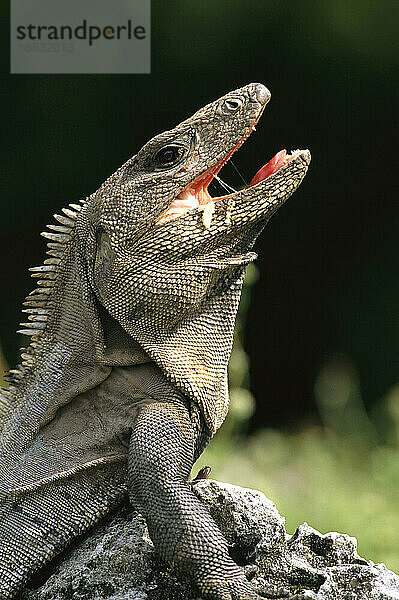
[
  {"x1": 202, "y1": 201, "x2": 215, "y2": 230},
  {"x1": 225, "y1": 198, "x2": 235, "y2": 225}
]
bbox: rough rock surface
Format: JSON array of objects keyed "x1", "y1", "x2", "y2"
[{"x1": 22, "y1": 480, "x2": 399, "y2": 600}]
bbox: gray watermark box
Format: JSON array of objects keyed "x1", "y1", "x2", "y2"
[{"x1": 10, "y1": 0, "x2": 150, "y2": 74}]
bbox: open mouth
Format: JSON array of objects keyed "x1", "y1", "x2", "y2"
[{"x1": 157, "y1": 116, "x2": 305, "y2": 225}]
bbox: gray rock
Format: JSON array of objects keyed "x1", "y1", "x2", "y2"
[{"x1": 23, "y1": 480, "x2": 399, "y2": 600}]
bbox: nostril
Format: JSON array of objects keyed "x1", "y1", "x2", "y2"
[{"x1": 254, "y1": 83, "x2": 271, "y2": 105}]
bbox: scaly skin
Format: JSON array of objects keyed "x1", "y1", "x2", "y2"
[{"x1": 0, "y1": 84, "x2": 310, "y2": 599}]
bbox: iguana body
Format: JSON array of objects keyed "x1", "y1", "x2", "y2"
[{"x1": 0, "y1": 84, "x2": 310, "y2": 600}]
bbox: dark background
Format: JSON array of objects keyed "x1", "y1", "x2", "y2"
[{"x1": 1, "y1": 1, "x2": 398, "y2": 429}]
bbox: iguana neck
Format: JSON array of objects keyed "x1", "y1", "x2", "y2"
[{"x1": 1, "y1": 202, "x2": 149, "y2": 436}]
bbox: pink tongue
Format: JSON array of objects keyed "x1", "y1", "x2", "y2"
[{"x1": 249, "y1": 149, "x2": 287, "y2": 186}]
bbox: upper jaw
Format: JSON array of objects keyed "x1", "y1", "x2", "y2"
[{"x1": 156, "y1": 90, "x2": 269, "y2": 226}]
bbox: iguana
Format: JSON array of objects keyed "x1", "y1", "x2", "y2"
[{"x1": 0, "y1": 83, "x2": 310, "y2": 600}]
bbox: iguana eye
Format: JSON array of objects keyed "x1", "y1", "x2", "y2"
[
  {"x1": 223, "y1": 97, "x2": 242, "y2": 112},
  {"x1": 153, "y1": 144, "x2": 185, "y2": 168}
]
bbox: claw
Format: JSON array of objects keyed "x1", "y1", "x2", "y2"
[
  {"x1": 192, "y1": 465, "x2": 212, "y2": 483},
  {"x1": 251, "y1": 582, "x2": 315, "y2": 600},
  {"x1": 197, "y1": 571, "x2": 262, "y2": 599},
  {"x1": 259, "y1": 592, "x2": 315, "y2": 600}
]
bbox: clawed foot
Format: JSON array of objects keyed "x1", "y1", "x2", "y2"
[
  {"x1": 254, "y1": 582, "x2": 315, "y2": 600},
  {"x1": 197, "y1": 568, "x2": 315, "y2": 600},
  {"x1": 197, "y1": 570, "x2": 262, "y2": 599}
]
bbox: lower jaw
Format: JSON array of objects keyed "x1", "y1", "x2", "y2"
[{"x1": 157, "y1": 149, "x2": 303, "y2": 225}]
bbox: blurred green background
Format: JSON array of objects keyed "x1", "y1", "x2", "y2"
[{"x1": 1, "y1": 0, "x2": 398, "y2": 570}]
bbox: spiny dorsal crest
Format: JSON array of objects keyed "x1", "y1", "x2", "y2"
[{"x1": 2, "y1": 201, "x2": 85, "y2": 388}]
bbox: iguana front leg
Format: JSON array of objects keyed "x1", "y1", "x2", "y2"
[{"x1": 128, "y1": 399, "x2": 261, "y2": 600}]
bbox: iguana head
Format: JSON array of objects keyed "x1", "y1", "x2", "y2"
[
  {"x1": 89, "y1": 83, "x2": 309, "y2": 323},
  {"x1": 82, "y1": 83, "x2": 311, "y2": 431}
]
